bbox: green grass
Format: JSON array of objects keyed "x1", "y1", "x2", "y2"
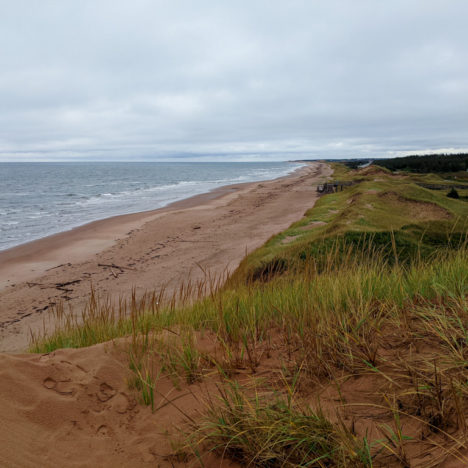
[
  {"x1": 191, "y1": 380, "x2": 372, "y2": 467},
  {"x1": 230, "y1": 164, "x2": 467, "y2": 282},
  {"x1": 30, "y1": 246, "x2": 467, "y2": 357}
]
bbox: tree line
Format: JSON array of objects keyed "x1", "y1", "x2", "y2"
[{"x1": 374, "y1": 153, "x2": 468, "y2": 173}]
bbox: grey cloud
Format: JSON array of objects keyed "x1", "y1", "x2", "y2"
[{"x1": 0, "y1": 0, "x2": 467, "y2": 161}]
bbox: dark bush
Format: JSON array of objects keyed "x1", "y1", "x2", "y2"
[{"x1": 447, "y1": 187, "x2": 460, "y2": 199}]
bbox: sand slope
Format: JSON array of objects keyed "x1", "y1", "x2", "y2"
[{"x1": 0, "y1": 342, "x2": 240, "y2": 467}]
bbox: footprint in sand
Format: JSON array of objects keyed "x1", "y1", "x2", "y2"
[
  {"x1": 97, "y1": 382, "x2": 116, "y2": 402},
  {"x1": 96, "y1": 424, "x2": 112, "y2": 437},
  {"x1": 111, "y1": 392, "x2": 136, "y2": 414},
  {"x1": 43, "y1": 377, "x2": 56, "y2": 389},
  {"x1": 55, "y1": 380, "x2": 77, "y2": 396},
  {"x1": 42, "y1": 377, "x2": 77, "y2": 396}
]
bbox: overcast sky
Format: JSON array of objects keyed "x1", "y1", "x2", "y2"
[{"x1": 1, "y1": 1, "x2": 467, "y2": 161}]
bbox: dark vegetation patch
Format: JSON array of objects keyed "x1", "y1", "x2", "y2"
[{"x1": 373, "y1": 153, "x2": 468, "y2": 173}]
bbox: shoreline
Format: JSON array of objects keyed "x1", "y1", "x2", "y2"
[
  {"x1": 0, "y1": 162, "x2": 305, "y2": 255},
  {"x1": 0, "y1": 162, "x2": 331, "y2": 352},
  {"x1": 0, "y1": 163, "x2": 306, "y2": 289},
  {"x1": 0, "y1": 181, "x2": 252, "y2": 289}
]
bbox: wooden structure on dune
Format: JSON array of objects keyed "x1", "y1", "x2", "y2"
[{"x1": 317, "y1": 180, "x2": 355, "y2": 194}]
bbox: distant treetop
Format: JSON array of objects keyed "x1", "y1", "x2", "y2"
[{"x1": 373, "y1": 153, "x2": 468, "y2": 173}]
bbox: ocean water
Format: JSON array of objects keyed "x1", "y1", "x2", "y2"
[{"x1": 0, "y1": 161, "x2": 301, "y2": 251}]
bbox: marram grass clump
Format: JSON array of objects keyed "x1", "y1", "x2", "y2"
[{"x1": 190, "y1": 381, "x2": 372, "y2": 467}]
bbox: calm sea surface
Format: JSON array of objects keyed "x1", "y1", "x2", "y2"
[{"x1": 0, "y1": 161, "x2": 301, "y2": 251}]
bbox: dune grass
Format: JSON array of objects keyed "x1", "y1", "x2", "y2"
[
  {"x1": 190, "y1": 380, "x2": 373, "y2": 467},
  {"x1": 230, "y1": 163, "x2": 467, "y2": 283},
  {"x1": 30, "y1": 164, "x2": 468, "y2": 466}
]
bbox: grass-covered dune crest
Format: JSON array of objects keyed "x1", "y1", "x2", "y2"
[{"x1": 231, "y1": 163, "x2": 467, "y2": 283}]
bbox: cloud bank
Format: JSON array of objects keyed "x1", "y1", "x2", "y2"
[{"x1": 1, "y1": 1, "x2": 467, "y2": 161}]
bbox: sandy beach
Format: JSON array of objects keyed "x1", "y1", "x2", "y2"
[{"x1": 0, "y1": 162, "x2": 331, "y2": 352}]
